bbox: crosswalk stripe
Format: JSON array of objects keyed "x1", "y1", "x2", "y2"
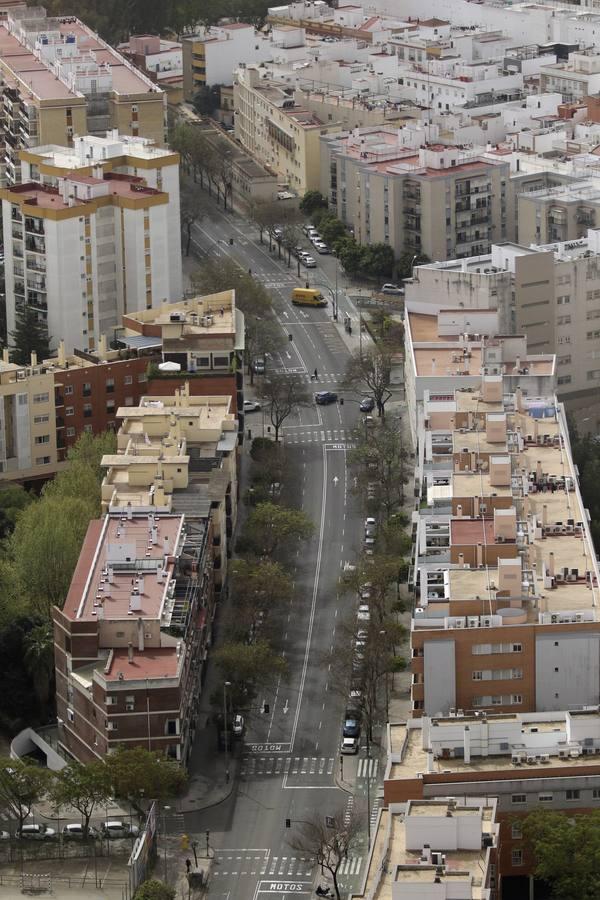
[
  {"x1": 240, "y1": 755, "x2": 335, "y2": 776},
  {"x1": 357, "y1": 758, "x2": 379, "y2": 779},
  {"x1": 338, "y1": 855, "x2": 363, "y2": 876}
]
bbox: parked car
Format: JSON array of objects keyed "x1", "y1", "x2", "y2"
[
  {"x1": 243, "y1": 399, "x2": 261, "y2": 412},
  {"x1": 315, "y1": 391, "x2": 338, "y2": 405},
  {"x1": 232, "y1": 714, "x2": 245, "y2": 735},
  {"x1": 314, "y1": 241, "x2": 330, "y2": 254},
  {"x1": 302, "y1": 255, "x2": 317, "y2": 268},
  {"x1": 381, "y1": 283, "x2": 404, "y2": 295},
  {"x1": 343, "y1": 713, "x2": 361, "y2": 738},
  {"x1": 252, "y1": 358, "x2": 265, "y2": 375},
  {"x1": 18, "y1": 824, "x2": 56, "y2": 841},
  {"x1": 359, "y1": 397, "x2": 375, "y2": 412},
  {"x1": 357, "y1": 605, "x2": 371, "y2": 622},
  {"x1": 341, "y1": 736, "x2": 359, "y2": 755},
  {"x1": 101, "y1": 821, "x2": 140, "y2": 840},
  {"x1": 0, "y1": 831, "x2": 9, "y2": 841},
  {"x1": 63, "y1": 823, "x2": 99, "y2": 841},
  {"x1": 302, "y1": 224, "x2": 313, "y2": 236}
]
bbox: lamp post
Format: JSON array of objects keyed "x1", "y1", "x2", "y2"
[
  {"x1": 223, "y1": 681, "x2": 231, "y2": 784},
  {"x1": 163, "y1": 805, "x2": 171, "y2": 883}
]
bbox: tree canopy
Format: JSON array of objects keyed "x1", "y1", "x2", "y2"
[
  {"x1": 244, "y1": 501, "x2": 313, "y2": 557},
  {"x1": 50, "y1": 761, "x2": 112, "y2": 838},
  {"x1": 10, "y1": 304, "x2": 51, "y2": 365},
  {"x1": 106, "y1": 747, "x2": 186, "y2": 817},
  {"x1": 299, "y1": 190, "x2": 328, "y2": 217},
  {"x1": 523, "y1": 809, "x2": 600, "y2": 900},
  {"x1": 343, "y1": 344, "x2": 395, "y2": 418},
  {"x1": 257, "y1": 373, "x2": 311, "y2": 441}
]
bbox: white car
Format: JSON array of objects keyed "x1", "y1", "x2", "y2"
[
  {"x1": 18, "y1": 824, "x2": 56, "y2": 840},
  {"x1": 381, "y1": 283, "x2": 404, "y2": 295},
  {"x1": 233, "y1": 714, "x2": 245, "y2": 735},
  {"x1": 341, "y1": 736, "x2": 359, "y2": 755},
  {"x1": 314, "y1": 241, "x2": 330, "y2": 254},
  {"x1": 101, "y1": 821, "x2": 140, "y2": 839},
  {"x1": 365, "y1": 517, "x2": 376, "y2": 528},
  {"x1": 302, "y1": 256, "x2": 317, "y2": 268},
  {"x1": 357, "y1": 605, "x2": 371, "y2": 622},
  {"x1": 243, "y1": 400, "x2": 261, "y2": 412},
  {"x1": 63, "y1": 823, "x2": 99, "y2": 840}
]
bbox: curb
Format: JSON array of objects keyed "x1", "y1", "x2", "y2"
[
  {"x1": 179, "y1": 756, "x2": 240, "y2": 815},
  {"x1": 334, "y1": 774, "x2": 354, "y2": 795}
]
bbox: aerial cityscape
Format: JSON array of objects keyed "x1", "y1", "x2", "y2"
[{"x1": 1, "y1": 0, "x2": 600, "y2": 898}]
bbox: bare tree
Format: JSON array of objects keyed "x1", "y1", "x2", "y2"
[
  {"x1": 349, "y1": 415, "x2": 410, "y2": 518},
  {"x1": 180, "y1": 183, "x2": 203, "y2": 256},
  {"x1": 249, "y1": 200, "x2": 281, "y2": 249},
  {"x1": 257, "y1": 373, "x2": 311, "y2": 442},
  {"x1": 288, "y1": 807, "x2": 362, "y2": 899},
  {"x1": 343, "y1": 344, "x2": 394, "y2": 418}
]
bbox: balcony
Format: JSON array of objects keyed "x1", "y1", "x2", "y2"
[
  {"x1": 26, "y1": 257, "x2": 46, "y2": 274},
  {"x1": 24, "y1": 218, "x2": 44, "y2": 236}
]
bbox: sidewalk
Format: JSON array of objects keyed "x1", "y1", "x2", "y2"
[{"x1": 178, "y1": 720, "x2": 241, "y2": 814}]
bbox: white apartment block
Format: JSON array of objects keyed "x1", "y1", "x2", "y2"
[{"x1": 2, "y1": 133, "x2": 182, "y2": 356}]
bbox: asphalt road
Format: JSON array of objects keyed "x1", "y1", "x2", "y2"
[{"x1": 186, "y1": 199, "x2": 376, "y2": 899}]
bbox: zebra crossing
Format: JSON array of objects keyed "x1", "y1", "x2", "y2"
[
  {"x1": 357, "y1": 758, "x2": 379, "y2": 780},
  {"x1": 284, "y1": 428, "x2": 354, "y2": 445},
  {"x1": 240, "y1": 755, "x2": 335, "y2": 777},
  {"x1": 371, "y1": 799, "x2": 382, "y2": 832},
  {"x1": 338, "y1": 855, "x2": 363, "y2": 877},
  {"x1": 212, "y1": 853, "x2": 313, "y2": 878},
  {"x1": 343, "y1": 794, "x2": 354, "y2": 827}
]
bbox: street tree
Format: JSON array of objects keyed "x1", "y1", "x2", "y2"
[
  {"x1": 192, "y1": 84, "x2": 221, "y2": 117},
  {"x1": 299, "y1": 190, "x2": 327, "y2": 217},
  {"x1": 343, "y1": 344, "x2": 394, "y2": 418},
  {"x1": 362, "y1": 242, "x2": 395, "y2": 278},
  {"x1": 257, "y1": 372, "x2": 311, "y2": 442},
  {"x1": 341, "y1": 554, "x2": 406, "y2": 624},
  {"x1": 245, "y1": 315, "x2": 283, "y2": 384},
  {"x1": 335, "y1": 237, "x2": 364, "y2": 277},
  {"x1": 191, "y1": 258, "x2": 272, "y2": 321},
  {"x1": 522, "y1": 809, "x2": 600, "y2": 900},
  {"x1": 244, "y1": 502, "x2": 313, "y2": 557},
  {"x1": 396, "y1": 251, "x2": 430, "y2": 280},
  {"x1": 106, "y1": 747, "x2": 186, "y2": 818},
  {"x1": 180, "y1": 183, "x2": 204, "y2": 256},
  {"x1": 230, "y1": 557, "x2": 293, "y2": 637},
  {"x1": 23, "y1": 623, "x2": 54, "y2": 712},
  {"x1": 249, "y1": 200, "x2": 281, "y2": 248},
  {"x1": 213, "y1": 639, "x2": 288, "y2": 710},
  {"x1": 349, "y1": 415, "x2": 409, "y2": 518},
  {"x1": 50, "y1": 761, "x2": 112, "y2": 839},
  {"x1": 0, "y1": 758, "x2": 52, "y2": 832},
  {"x1": 10, "y1": 305, "x2": 51, "y2": 365},
  {"x1": 317, "y1": 214, "x2": 347, "y2": 248},
  {"x1": 287, "y1": 807, "x2": 362, "y2": 899},
  {"x1": 134, "y1": 880, "x2": 176, "y2": 900},
  {"x1": 169, "y1": 121, "x2": 194, "y2": 175},
  {"x1": 214, "y1": 152, "x2": 233, "y2": 211}
]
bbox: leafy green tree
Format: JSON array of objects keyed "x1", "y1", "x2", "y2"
[
  {"x1": 244, "y1": 502, "x2": 313, "y2": 557},
  {"x1": 134, "y1": 881, "x2": 176, "y2": 900},
  {"x1": 23, "y1": 623, "x2": 54, "y2": 712},
  {"x1": 523, "y1": 809, "x2": 600, "y2": 900},
  {"x1": 0, "y1": 758, "x2": 52, "y2": 832},
  {"x1": 50, "y1": 762, "x2": 111, "y2": 839},
  {"x1": 193, "y1": 84, "x2": 221, "y2": 117},
  {"x1": 362, "y1": 242, "x2": 395, "y2": 278},
  {"x1": 0, "y1": 485, "x2": 32, "y2": 539},
  {"x1": 396, "y1": 251, "x2": 430, "y2": 279},
  {"x1": 257, "y1": 372, "x2": 311, "y2": 442},
  {"x1": 349, "y1": 415, "x2": 409, "y2": 518},
  {"x1": 299, "y1": 190, "x2": 327, "y2": 217},
  {"x1": 106, "y1": 747, "x2": 186, "y2": 818},
  {"x1": 0, "y1": 617, "x2": 47, "y2": 727},
  {"x1": 230, "y1": 558, "x2": 293, "y2": 637},
  {"x1": 10, "y1": 304, "x2": 51, "y2": 365},
  {"x1": 213, "y1": 639, "x2": 288, "y2": 709},
  {"x1": 343, "y1": 344, "x2": 394, "y2": 418},
  {"x1": 317, "y1": 214, "x2": 347, "y2": 247},
  {"x1": 335, "y1": 237, "x2": 364, "y2": 276},
  {"x1": 65, "y1": 430, "x2": 117, "y2": 480}
]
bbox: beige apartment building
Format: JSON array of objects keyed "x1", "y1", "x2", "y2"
[
  {"x1": 320, "y1": 128, "x2": 510, "y2": 261},
  {"x1": 0, "y1": 351, "x2": 58, "y2": 482},
  {"x1": 234, "y1": 65, "x2": 341, "y2": 194},
  {"x1": 407, "y1": 229, "x2": 600, "y2": 429},
  {"x1": 0, "y1": 8, "x2": 165, "y2": 184},
  {"x1": 517, "y1": 179, "x2": 600, "y2": 246}
]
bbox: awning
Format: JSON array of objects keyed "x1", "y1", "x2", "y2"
[
  {"x1": 117, "y1": 334, "x2": 162, "y2": 350},
  {"x1": 217, "y1": 432, "x2": 238, "y2": 452}
]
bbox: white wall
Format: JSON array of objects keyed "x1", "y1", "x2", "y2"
[{"x1": 424, "y1": 639, "x2": 456, "y2": 716}]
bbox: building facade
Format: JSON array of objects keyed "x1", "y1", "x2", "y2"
[
  {"x1": 2, "y1": 133, "x2": 182, "y2": 356},
  {"x1": 183, "y1": 25, "x2": 271, "y2": 97}
]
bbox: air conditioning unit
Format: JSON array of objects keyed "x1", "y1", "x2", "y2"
[
  {"x1": 551, "y1": 614, "x2": 558, "y2": 624},
  {"x1": 467, "y1": 616, "x2": 479, "y2": 628},
  {"x1": 481, "y1": 616, "x2": 493, "y2": 627}
]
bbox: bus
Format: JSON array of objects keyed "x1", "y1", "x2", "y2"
[{"x1": 291, "y1": 288, "x2": 327, "y2": 307}]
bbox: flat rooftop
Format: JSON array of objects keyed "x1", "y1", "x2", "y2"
[
  {"x1": 65, "y1": 514, "x2": 183, "y2": 622},
  {"x1": 452, "y1": 472, "x2": 512, "y2": 498},
  {"x1": 105, "y1": 646, "x2": 179, "y2": 682}
]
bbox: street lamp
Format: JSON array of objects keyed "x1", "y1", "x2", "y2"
[
  {"x1": 223, "y1": 681, "x2": 231, "y2": 784},
  {"x1": 163, "y1": 805, "x2": 171, "y2": 883}
]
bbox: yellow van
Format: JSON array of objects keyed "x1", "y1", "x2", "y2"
[{"x1": 291, "y1": 288, "x2": 327, "y2": 307}]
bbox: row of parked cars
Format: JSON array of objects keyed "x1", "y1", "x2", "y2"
[
  {"x1": 302, "y1": 223, "x2": 331, "y2": 255},
  {"x1": 2, "y1": 820, "x2": 140, "y2": 841}
]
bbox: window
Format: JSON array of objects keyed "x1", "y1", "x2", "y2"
[
  {"x1": 557, "y1": 355, "x2": 571, "y2": 366},
  {"x1": 212, "y1": 354, "x2": 229, "y2": 368},
  {"x1": 511, "y1": 823, "x2": 523, "y2": 839},
  {"x1": 557, "y1": 315, "x2": 571, "y2": 325},
  {"x1": 33, "y1": 392, "x2": 49, "y2": 404},
  {"x1": 83, "y1": 403, "x2": 92, "y2": 418},
  {"x1": 106, "y1": 696, "x2": 117, "y2": 706},
  {"x1": 138, "y1": 373, "x2": 147, "y2": 383},
  {"x1": 66, "y1": 427, "x2": 75, "y2": 438},
  {"x1": 557, "y1": 376, "x2": 572, "y2": 385},
  {"x1": 472, "y1": 671, "x2": 483, "y2": 680},
  {"x1": 65, "y1": 385, "x2": 73, "y2": 396},
  {"x1": 512, "y1": 850, "x2": 523, "y2": 867},
  {"x1": 166, "y1": 719, "x2": 178, "y2": 736},
  {"x1": 33, "y1": 414, "x2": 49, "y2": 424},
  {"x1": 34, "y1": 434, "x2": 50, "y2": 444},
  {"x1": 566, "y1": 789, "x2": 581, "y2": 801},
  {"x1": 588, "y1": 370, "x2": 600, "y2": 381},
  {"x1": 557, "y1": 294, "x2": 571, "y2": 305},
  {"x1": 83, "y1": 424, "x2": 93, "y2": 434},
  {"x1": 106, "y1": 378, "x2": 114, "y2": 393},
  {"x1": 35, "y1": 456, "x2": 51, "y2": 465},
  {"x1": 511, "y1": 794, "x2": 526, "y2": 804},
  {"x1": 83, "y1": 382, "x2": 92, "y2": 397},
  {"x1": 106, "y1": 400, "x2": 115, "y2": 412},
  {"x1": 66, "y1": 406, "x2": 74, "y2": 416},
  {"x1": 557, "y1": 336, "x2": 571, "y2": 344},
  {"x1": 125, "y1": 695, "x2": 135, "y2": 711},
  {"x1": 593, "y1": 789, "x2": 600, "y2": 799},
  {"x1": 124, "y1": 375, "x2": 133, "y2": 385},
  {"x1": 511, "y1": 694, "x2": 523, "y2": 704},
  {"x1": 538, "y1": 792, "x2": 553, "y2": 802}
]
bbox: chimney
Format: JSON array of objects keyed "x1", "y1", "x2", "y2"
[
  {"x1": 127, "y1": 641, "x2": 134, "y2": 663},
  {"x1": 476, "y1": 542, "x2": 483, "y2": 567},
  {"x1": 130, "y1": 590, "x2": 142, "y2": 611},
  {"x1": 542, "y1": 504, "x2": 548, "y2": 527},
  {"x1": 163, "y1": 536, "x2": 170, "y2": 556},
  {"x1": 30, "y1": 351, "x2": 38, "y2": 367},
  {"x1": 464, "y1": 725, "x2": 471, "y2": 764},
  {"x1": 515, "y1": 387, "x2": 524, "y2": 412},
  {"x1": 458, "y1": 552, "x2": 465, "y2": 566},
  {"x1": 151, "y1": 526, "x2": 158, "y2": 545},
  {"x1": 548, "y1": 552, "x2": 555, "y2": 577},
  {"x1": 137, "y1": 616, "x2": 145, "y2": 652},
  {"x1": 136, "y1": 575, "x2": 145, "y2": 594},
  {"x1": 57, "y1": 340, "x2": 66, "y2": 367},
  {"x1": 536, "y1": 460, "x2": 543, "y2": 481},
  {"x1": 422, "y1": 845, "x2": 432, "y2": 864},
  {"x1": 127, "y1": 501, "x2": 133, "y2": 521}
]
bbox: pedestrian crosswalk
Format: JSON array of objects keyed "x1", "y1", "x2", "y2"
[
  {"x1": 343, "y1": 794, "x2": 354, "y2": 827},
  {"x1": 240, "y1": 755, "x2": 335, "y2": 777},
  {"x1": 284, "y1": 428, "x2": 354, "y2": 445},
  {"x1": 212, "y1": 853, "x2": 313, "y2": 878},
  {"x1": 338, "y1": 855, "x2": 363, "y2": 877},
  {"x1": 370, "y1": 799, "x2": 382, "y2": 832},
  {"x1": 357, "y1": 758, "x2": 379, "y2": 780}
]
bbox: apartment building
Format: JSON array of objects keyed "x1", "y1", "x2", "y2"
[
  {"x1": 517, "y1": 180, "x2": 600, "y2": 246},
  {"x1": 539, "y1": 51, "x2": 600, "y2": 102},
  {"x1": 101, "y1": 386, "x2": 238, "y2": 594},
  {"x1": 2, "y1": 132, "x2": 182, "y2": 356},
  {"x1": 0, "y1": 351, "x2": 59, "y2": 482},
  {"x1": 0, "y1": 8, "x2": 165, "y2": 184},
  {"x1": 350, "y1": 795, "x2": 498, "y2": 900},
  {"x1": 403, "y1": 304, "x2": 556, "y2": 440},
  {"x1": 382, "y1": 711, "x2": 600, "y2": 890},
  {"x1": 183, "y1": 24, "x2": 272, "y2": 98},
  {"x1": 321, "y1": 128, "x2": 510, "y2": 261},
  {"x1": 409, "y1": 366, "x2": 600, "y2": 719},
  {"x1": 53, "y1": 508, "x2": 214, "y2": 764},
  {"x1": 118, "y1": 35, "x2": 183, "y2": 103},
  {"x1": 407, "y1": 230, "x2": 600, "y2": 428},
  {"x1": 234, "y1": 65, "x2": 341, "y2": 194}
]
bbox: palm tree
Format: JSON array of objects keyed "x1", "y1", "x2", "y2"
[{"x1": 23, "y1": 625, "x2": 54, "y2": 713}]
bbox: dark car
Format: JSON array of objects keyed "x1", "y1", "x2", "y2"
[
  {"x1": 343, "y1": 713, "x2": 361, "y2": 738},
  {"x1": 315, "y1": 391, "x2": 338, "y2": 405},
  {"x1": 359, "y1": 397, "x2": 375, "y2": 412}
]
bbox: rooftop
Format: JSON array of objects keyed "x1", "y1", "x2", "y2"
[{"x1": 105, "y1": 646, "x2": 180, "y2": 682}]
